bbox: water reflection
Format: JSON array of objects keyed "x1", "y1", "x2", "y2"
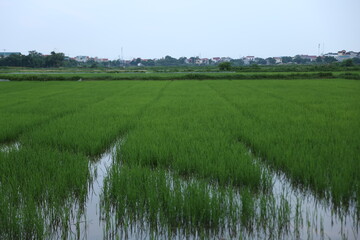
[
  {"x1": 34, "y1": 139, "x2": 359, "y2": 240},
  {"x1": 0, "y1": 141, "x2": 21, "y2": 152},
  {"x1": 97, "y1": 148, "x2": 359, "y2": 240}
]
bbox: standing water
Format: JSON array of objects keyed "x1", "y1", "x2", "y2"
[
  {"x1": 0, "y1": 141, "x2": 21, "y2": 153},
  {"x1": 251, "y1": 148, "x2": 359, "y2": 240},
  {"x1": 66, "y1": 140, "x2": 120, "y2": 240},
  {"x1": 52, "y1": 139, "x2": 358, "y2": 240}
]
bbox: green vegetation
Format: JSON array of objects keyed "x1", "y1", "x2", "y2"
[
  {"x1": 2, "y1": 71, "x2": 360, "y2": 82},
  {"x1": 1, "y1": 51, "x2": 359, "y2": 69},
  {"x1": 0, "y1": 77, "x2": 359, "y2": 239},
  {"x1": 207, "y1": 80, "x2": 360, "y2": 206},
  {"x1": 218, "y1": 61, "x2": 232, "y2": 71}
]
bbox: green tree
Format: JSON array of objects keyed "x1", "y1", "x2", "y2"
[
  {"x1": 352, "y1": 58, "x2": 360, "y2": 64},
  {"x1": 63, "y1": 59, "x2": 78, "y2": 67},
  {"x1": 130, "y1": 58, "x2": 142, "y2": 66},
  {"x1": 218, "y1": 62, "x2": 232, "y2": 71},
  {"x1": 178, "y1": 57, "x2": 187, "y2": 65},
  {"x1": 293, "y1": 55, "x2": 309, "y2": 64},
  {"x1": 156, "y1": 55, "x2": 179, "y2": 66},
  {"x1": 45, "y1": 51, "x2": 65, "y2": 67},
  {"x1": 144, "y1": 59, "x2": 155, "y2": 66},
  {"x1": 0, "y1": 53, "x2": 23, "y2": 66},
  {"x1": 281, "y1": 56, "x2": 293, "y2": 63},
  {"x1": 255, "y1": 58, "x2": 267, "y2": 65},
  {"x1": 342, "y1": 59, "x2": 354, "y2": 67},
  {"x1": 323, "y1": 56, "x2": 337, "y2": 64},
  {"x1": 266, "y1": 57, "x2": 276, "y2": 65},
  {"x1": 230, "y1": 59, "x2": 244, "y2": 66},
  {"x1": 316, "y1": 56, "x2": 323, "y2": 63},
  {"x1": 24, "y1": 51, "x2": 45, "y2": 68}
]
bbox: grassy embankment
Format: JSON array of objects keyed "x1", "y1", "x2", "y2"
[{"x1": 0, "y1": 70, "x2": 360, "y2": 81}]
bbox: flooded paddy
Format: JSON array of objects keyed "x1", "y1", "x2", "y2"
[
  {"x1": 68, "y1": 146, "x2": 115, "y2": 239},
  {"x1": 47, "y1": 145, "x2": 359, "y2": 239},
  {"x1": 93, "y1": 144, "x2": 359, "y2": 240},
  {"x1": 0, "y1": 80, "x2": 359, "y2": 239}
]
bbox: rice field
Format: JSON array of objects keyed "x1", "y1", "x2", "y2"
[{"x1": 0, "y1": 79, "x2": 359, "y2": 239}]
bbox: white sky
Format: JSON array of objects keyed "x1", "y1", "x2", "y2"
[{"x1": 1, "y1": 0, "x2": 359, "y2": 60}]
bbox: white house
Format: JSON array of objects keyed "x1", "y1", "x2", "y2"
[
  {"x1": 243, "y1": 56, "x2": 255, "y2": 65},
  {"x1": 274, "y1": 57, "x2": 282, "y2": 64},
  {"x1": 75, "y1": 56, "x2": 89, "y2": 62}
]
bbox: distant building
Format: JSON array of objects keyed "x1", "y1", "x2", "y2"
[
  {"x1": 243, "y1": 56, "x2": 255, "y2": 65},
  {"x1": 76, "y1": 56, "x2": 110, "y2": 63},
  {"x1": 195, "y1": 58, "x2": 203, "y2": 65},
  {"x1": 185, "y1": 58, "x2": 193, "y2": 64},
  {"x1": 202, "y1": 58, "x2": 209, "y2": 64},
  {"x1": 212, "y1": 57, "x2": 221, "y2": 63},
  {"x1": 221, "y1": 57, "x2": 232, "y2": 62},
  {"x1": 75, "y1": 56, "x2": 89, "y2": 62},
  {"x1": 0, "y1": 52, "x2": 21, "y2": 58},
  {"x1": 97, "y1": 58, "x2": 109, "y2": 63},
  {"x1": 331, "y1": 50, "x2": 360, "y2": 61},
  {"x1": 324, "y1": 53, "x2": 337, "y2": 57},
  {"x1": 337, "y1": 50, "x2": 346, "y2": 56},
  {"x1": 336, "y1": 55, "x2": 351, "y2": 61},
  {"x1": 347, "y1": 51, "x2": 359, "y2": 58},
  {"x1": 141, "y1": 59, "x2": 152, "y2": 62},
  {"x1": 298, "y1": 55, "x2": 317, "y2": 61},
  {"x1": 273, "y1": 57, "x2": 282, "y2": 64},
  {"x1": 195, "y1": 58, "x2": 210, "y2": 65}
]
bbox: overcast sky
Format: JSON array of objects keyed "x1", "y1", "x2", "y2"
[{"x1": 1, "y1": 0, "x2": 359, "y2": 60}]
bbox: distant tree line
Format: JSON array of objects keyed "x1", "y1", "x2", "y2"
[
  {"x1": 0, "y1": 51, "x2": 67, "y2": 68},
  {"x1": 1, "y1": 51, "x2": 359, "y2": 68},
  {"x1": 0, "y1": 51, "x2": 121, "y2": 68},
  {"x1": 129, "y1": 56, "x2": 189, "y2": 66}
]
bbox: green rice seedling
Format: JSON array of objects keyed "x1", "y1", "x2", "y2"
[
  {"x1": 102, "y1": 165, "x2": 248, "y2": 238},
  {"x1": 207, "y1": 79, "x2": 360, "y2": 213},
  {"x1": 1, "y1": 78, "x2": 359, "y2": 239},
  {"x1": 20, "y1": 81, "x2": 167, "y2": 156},
  {"x1": 0, "y1": 81, "x2": 171, "y2": 238},
  {"x1": 120, "y1": 81, "x2": 270, "y2": 192},
  {"x1": 0, "y1": 81, "x2": 132, "y2": 143},
  {"x1": 0, "y1": 146, "x2": 90, "y2": 239}
]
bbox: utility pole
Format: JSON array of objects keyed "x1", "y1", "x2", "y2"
[{"x1": 121, "y1": 47, "x2": 125, "y2": 68}]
